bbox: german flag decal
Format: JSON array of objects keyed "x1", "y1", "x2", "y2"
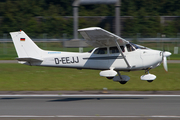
[{"x1": 20, "y1": 38, "x2": 25, "y2": 41}]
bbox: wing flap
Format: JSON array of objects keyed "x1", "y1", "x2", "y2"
[{"x1": 78, "y1": 27, "x2": 129, "y2": 47}]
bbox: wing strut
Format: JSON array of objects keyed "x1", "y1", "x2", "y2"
[{"x1": 115, "y1": 39, "x2": 131, "y2": 68}]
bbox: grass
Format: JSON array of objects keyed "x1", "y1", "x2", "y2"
[{"x1": 0, "y1": 63, "x2": 179, "y2": 91}]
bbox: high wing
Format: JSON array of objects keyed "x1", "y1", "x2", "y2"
[
  {"x1": 78, "y1": 27, "x2": 129, "y2": 47},
  {"x1": 79, "y1": 27, "x2": 131, "y2": 68}
]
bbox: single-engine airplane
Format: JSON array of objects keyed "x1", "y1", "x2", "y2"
[{"x1": 10, "y1": 27, "x2": 171, "y2": 84}]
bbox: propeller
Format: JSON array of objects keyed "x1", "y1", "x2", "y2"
[{"x1": 162, "y1": 51, "x2": 171, "y2": 72}]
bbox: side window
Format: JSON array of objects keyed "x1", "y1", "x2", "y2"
[
  {"x1": 110, "y1": 47, "x2": 119, "y2": 54},
  {"x1": 120, "y1": 46, "x2": 125, "y2": 52},
  {"x1": 109, "y1": 46, "x2": 125, "y2": 54},
  {"x1": 126, "y1": 44, "x2": 135, "y2": 52},
  {"x1": 93, "y1": 48, "x2": 107, "y2": 54}
]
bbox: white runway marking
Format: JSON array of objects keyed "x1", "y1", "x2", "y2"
[{"x1": 0, "y1": 115, "x2": 180, "y2": 118}]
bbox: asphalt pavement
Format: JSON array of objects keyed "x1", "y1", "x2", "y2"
[{"x1": 0, "y1": 94, "x2": 179, "y2": 120}]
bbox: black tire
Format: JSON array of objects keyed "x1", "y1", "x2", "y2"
[
  {"x1": 119, "y1": 81, "x2": 127, "y2": 84},
  {"x1": 106, "y1": 77, "x2": 114, "y2": 80}
]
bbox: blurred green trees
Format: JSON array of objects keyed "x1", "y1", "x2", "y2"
[{"x1": 0, "y1": 0, "x2": 180, "y2": 37}]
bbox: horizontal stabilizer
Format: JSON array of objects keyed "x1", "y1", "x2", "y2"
[{"x1": 16, "y1": 57, "x2": 43, "y2": 62}]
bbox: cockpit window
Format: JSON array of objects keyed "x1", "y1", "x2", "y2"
[
  {"x1": 136, "y1": 44, "x2": 147, "y2": 49},
  {"x1": 126, "y1": 44, "x2": 135, "y2": 52},
  {"x1": 131, "y1": 43, "x2": 147, "y2": 49},
  {"x1": 131, "y1": 43, "x2": 140, "y2": 49},
  {"x1": 93, "y1": 48, "x2": 107, "y2": 54},
  {"x1": 109, "y1": 46, "x2": 125, "y2": 54}
]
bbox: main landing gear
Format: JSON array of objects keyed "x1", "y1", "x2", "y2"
[{"x1": 112, "y1": 71, "x2": 130, "y2": 84}]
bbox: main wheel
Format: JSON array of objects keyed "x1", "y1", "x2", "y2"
[
  {"x1": 119, "y1": 81, "x2": 127, "y2": 84},
  {"x1": 106, "y1": 77, "x2": 114, "y2": 80}
]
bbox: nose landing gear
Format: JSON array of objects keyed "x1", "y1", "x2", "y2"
[{"x1": 141, "y1": 68, "x2": 156, "y2": 82}]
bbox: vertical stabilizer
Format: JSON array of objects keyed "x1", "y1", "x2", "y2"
[{"x1": 10, "y1": 31, "x2": 43, "y2": 61}]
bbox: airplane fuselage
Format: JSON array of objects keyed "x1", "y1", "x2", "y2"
[{"x1": 27, "y1": 46, "x2": 162, "y2": 71}]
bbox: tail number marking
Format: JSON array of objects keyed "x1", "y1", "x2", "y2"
[{"x1": 55, "y1": 57, "x2": 79, "y2": 64}]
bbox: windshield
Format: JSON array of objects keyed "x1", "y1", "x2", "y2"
[{"x1": 131, "y1": 43, "x2": 147, "y2": 49}]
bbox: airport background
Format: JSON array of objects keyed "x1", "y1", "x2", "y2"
[
  {"x1": 0, "y1": 0, "x2": 179, "y2": 91},
  {"x1": 0, "y1": 1, "x2": 180, "y2": 118}
]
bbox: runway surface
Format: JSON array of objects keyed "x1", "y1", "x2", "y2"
[{"x1": 0, "y1": 94, "x2": 180, "y2": 120}]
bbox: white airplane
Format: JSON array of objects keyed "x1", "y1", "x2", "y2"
[{"x1": 10, "y1": 27, "x2": 171, "y2": 84}]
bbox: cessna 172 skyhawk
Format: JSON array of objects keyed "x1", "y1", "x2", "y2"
[{"x1": 10, "y1": 27, "x2": 171, "y2": 84}]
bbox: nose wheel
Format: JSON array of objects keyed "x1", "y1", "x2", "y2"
[{"x1": 141, "y1": 68, "x2": 156, "y2": 82}]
